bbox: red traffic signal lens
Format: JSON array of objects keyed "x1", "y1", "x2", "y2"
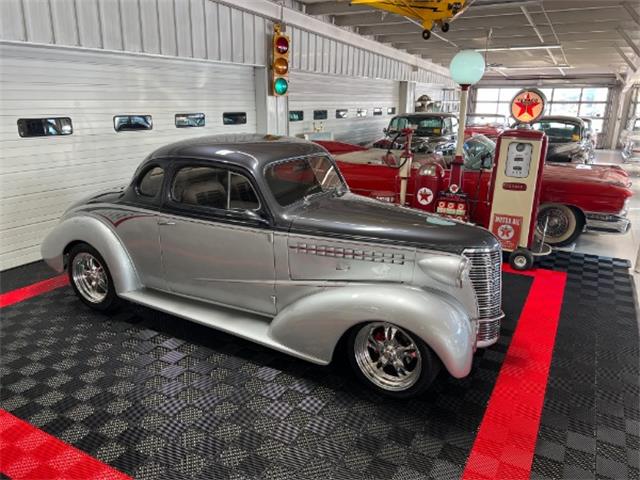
[
  {"x1": 275, "y1": 36, "x2": 289, "y2": 54},
  {"x1": 274, "y1": 57, "x2": 289, "y2": 75}
]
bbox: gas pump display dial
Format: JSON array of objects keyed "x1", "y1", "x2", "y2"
[{"x1": 504, "y1": 142, "x2": 532, "y2": 178}]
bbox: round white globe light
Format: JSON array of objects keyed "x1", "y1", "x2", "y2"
[{"x1": 449, "y1": 50, "x2": 486, "y2": 86}]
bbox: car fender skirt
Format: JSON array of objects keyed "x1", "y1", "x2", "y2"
[
  {"x1": 40, "y1": 215, "x2": 142, "y2": 294},
  {"x1": 269, "y1": 285, "x2": 476, "y2": 378}
]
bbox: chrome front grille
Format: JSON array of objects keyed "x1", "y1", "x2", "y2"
[{"x1": 463, "y1": 248, "x2": 504, "y2": 346}]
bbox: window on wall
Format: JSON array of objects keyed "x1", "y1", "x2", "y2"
[
  {"x1": 114, "y1": 115, "x2": 152, "y2": 132},
  {"x1": 18, "y1": 117, "x2": 73, "y2": 137},
  {"x1": 313, "y1": 110, "x2": 328, "y2": 120},
  {"x1": 474, "y1": 87, "x2": 610, "y2": 133},
  {"x1": 387, "y1": 107, "x2": 396, "y2": 115},
  {"x1": 289, "y1": 111, "x2": 304, "y2": 122},
  {"x1": 175, "y1": 113, "x2": 205, "y2": 128},
  {"x1": 336, "y1": 109, "x2": 348, "y2": 119},
  {"x1": 373, "y1": 108, "x2": 383, "y2": 116},
  {"x1": 223, "y1": 112, "x2": 247, "y2": 125},
  {"x1": 356, "y1": 109, "x2": 368, "y2": 117}
]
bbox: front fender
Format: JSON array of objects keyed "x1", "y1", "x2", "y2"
[
  {"x1": 269, "y1": 284, "x2": 476, "y2": 378},
  {"x1": 41, "y1": 214, "x2": 141, "y2": 294}
]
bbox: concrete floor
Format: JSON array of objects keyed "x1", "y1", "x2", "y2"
[{"x1": 572, "y1": 150, "x2": 639, "y2": 295}]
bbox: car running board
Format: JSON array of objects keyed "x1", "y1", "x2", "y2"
[{"x1": 119, "y1": 288, "x2": 327, "y2": 365}]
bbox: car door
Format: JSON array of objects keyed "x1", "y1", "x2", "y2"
[{"x1": 158, "y1": 161, "x2": 276, "y2": 315}]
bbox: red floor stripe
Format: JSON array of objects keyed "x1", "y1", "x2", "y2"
[
  {"x1": 0, "y1": 409, "x2": 131, "y2": 480},
  {"x1": 462, "y1": 266, "x2": 567, "y2": 480},
  {"x1": 0, "y1": 274, "x2": 68, "y2": 308}
]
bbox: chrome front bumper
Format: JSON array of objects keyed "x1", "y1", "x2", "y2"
[
  {"x1": 476, "y1": 312, "x2": 505, "y2": 348},
  {"x1": 585, "y1": 212, "x2": 631, "y2": 234}
]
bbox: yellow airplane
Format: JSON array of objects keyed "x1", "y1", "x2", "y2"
[{"x1": 351, "y1": 0, "x2": 471, "y2": 39}]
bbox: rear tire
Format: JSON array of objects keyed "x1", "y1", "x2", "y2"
[
  {"x1": 422, "y1": 29, "x2": 431, "y2": 40},
  {"x1": 348, "y1": 322, "x2": 440, "y2": 399},
  {"x1": 441, "y1": 22, "x2": 450, "y2": 32},
  {"x1": 68, "y1": 243, "x2": 121, "y2": 313},
  {"x1": 536, "y1": 204, "x2": 583, "y2": 247}
]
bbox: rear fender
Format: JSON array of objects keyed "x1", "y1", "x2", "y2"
[
  {"x1": 268, "y1": 284, "x2": 476, "y2": 378},
  {"x1": 41, "y1": 213, "x2": 142, "y2": 294}
]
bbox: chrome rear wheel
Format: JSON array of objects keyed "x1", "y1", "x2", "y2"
[{"x1": 353, "y1": 322, "x2": 422, "y2": 392}]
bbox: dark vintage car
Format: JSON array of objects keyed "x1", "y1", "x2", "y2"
[
  {"x1": 529, "y1": 115, "x2": 595, "y2": 164},
  {"x1": 372, "y1": 112, "x2": 459, "y2": 160},
  {"x1": 42, "y1": 134, "x2": 504, "y2": 398}
]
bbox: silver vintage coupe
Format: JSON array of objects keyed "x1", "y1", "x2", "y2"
[{"x1": 42, "y1": 134, "x2": 503, "y2": 398}]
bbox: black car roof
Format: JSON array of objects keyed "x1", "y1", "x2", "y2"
[
  {"x1": 148, "y1": 134, "x2": 327, "y2": 170},
  {"x1": 395, "y1": 112, "x2": 457, "y2": 118},
  {"x1": 536, "y1": 115, "x2": 585, "y2": 125}
]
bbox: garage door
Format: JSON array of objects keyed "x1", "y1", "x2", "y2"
[
  {"x1": 288, "y1": 71, "x2": 399, "y2": 145},
  {"x1": 0, "y1": 44, "x2": 257, "y2": 270}
]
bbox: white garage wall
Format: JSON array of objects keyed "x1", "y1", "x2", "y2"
[
  {"x1": 0, "y1": 43, "x2": 257, "y2": 270},
  {"x1": 288, "y1": 72, "x2": 399, "y2": 145}
]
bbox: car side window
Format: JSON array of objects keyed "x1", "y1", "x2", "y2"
[
  {"x1": 172, "y1": 166, "x2": 227, "y2": 209},
  {"x1": 138, "y1": 166, "x2": 165, "y2": 197},
  {"x1": 450, "y1": 117, "x2": 458, "y2": 132},
  {"x1": 227, "y1": 172, "x2": 260, "y2": 210}
]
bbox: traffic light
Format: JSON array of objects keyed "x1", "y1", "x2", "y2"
[{"x1": 271, "y1": 24, "x2": 289, "y2": 96}]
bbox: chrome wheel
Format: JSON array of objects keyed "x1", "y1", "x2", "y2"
[
  {"x1": 71, "y1": 252, "x2": 108, "y2": 304},
  {"x1": 537, "y1": 206, "x2": 569, "y2": 238},
  {"x1": 354, "y1": 322, "x2": 422, "y2": 392},
  {"x1": 513, "y1": 255, "x2": 528, "y2": 268},
  {"x1": 536, "y1": 204, "x2": 580, "y2": 246}
]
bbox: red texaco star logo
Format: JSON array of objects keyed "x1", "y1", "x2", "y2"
[
  {"x1": 497, "y1": 224, "x2": 515, "y2": 240},
  {"x1": 511, "y1": 89, "x2": 545, "y2": 123},
  {"x1": 515, "y1": 93, "x2": 540, "y2": 117},
  {"x1": 417, "y1": 187, "x2": 434, "y2": 205}
]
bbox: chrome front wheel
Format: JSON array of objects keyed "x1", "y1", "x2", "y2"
[
  {"x1": 72, "y1": 252, "x2": 108, "y2": 303},
  {"x1": 352, "y1": 322, "x2": 425, "y2": 393},
  {"x1": 68, "y1": 243, "x2": 120, "y2": 312}
]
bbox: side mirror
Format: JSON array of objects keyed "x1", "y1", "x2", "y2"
[{"x1": 383, "y1": 127, "x2": 389, "y2": 135}]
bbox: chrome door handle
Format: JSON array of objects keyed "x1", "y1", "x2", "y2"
[{"x1": 158, "y1": 220, "x2": 176, "y2": 226}]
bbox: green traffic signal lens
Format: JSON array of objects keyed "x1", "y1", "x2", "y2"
[{"x1": 274, "y1": 78, "x2": 288, "y2": 95}]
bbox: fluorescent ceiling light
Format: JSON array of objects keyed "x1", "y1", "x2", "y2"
[
  {"x1": 478, "y1": 44, "x2": 562, "y2": 52},
  {"x1": 493, "y1": 64, "x2": 573, "y2": 70}
]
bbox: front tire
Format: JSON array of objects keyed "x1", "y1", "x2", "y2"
[
  {"x1": 348, "y1": 322, "x2": 440, "y2": 399},
  {"x1": 536, "y1": 204, "x2": 584, "y2": 247},
  {"x1": 422, "y1": 29, "x2": 431, "y2": 40},
  {"x1": 68, "y1": 243, "x2": 120, "y2": 312}
]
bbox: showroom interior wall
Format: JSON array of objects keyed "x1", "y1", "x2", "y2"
[{"x1": 0, "y1": 0, "x2": 455, "y2": 270}]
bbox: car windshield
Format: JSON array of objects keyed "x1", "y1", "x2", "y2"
[
  {"x1": 531, "y1": 119, "x2": 581, "y2": 143},
  {"x1": 389, "y1": 116, "x2": 443, "y2": 136},
  {"x1": 463, "y1": 135, "x2": 496, "y2": 170},
  {"x1": 466, "y1": 115, "x2": 506, "y2": 127},
  {"x1": 265, "y1": 155, "x2": 345, "y2": 206}
]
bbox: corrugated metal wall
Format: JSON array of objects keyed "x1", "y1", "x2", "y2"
[
  {"x1": 288, "y1": 72, "x2": 399, "y2": 145},
  {"x1": 0, "y1": 0, "x2": 454, "y2": 86},
  {"x1": 0, "y1": 43, "x2": 256, "y2": 270}
]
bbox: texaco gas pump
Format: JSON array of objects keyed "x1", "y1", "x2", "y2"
[{"x1": 488, "y1": 88, "x2": 552, "y2": 270}]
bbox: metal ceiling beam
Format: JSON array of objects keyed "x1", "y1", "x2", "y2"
[
  {"x1": 617, "y1": 27, "x2": 640, "y2": 58},
  {"x1": 622, "y1": 1, "x2": 640, "y2": 27},
  {"x1": 614, "y1": 45, "x2": 638, "y2": 72}
]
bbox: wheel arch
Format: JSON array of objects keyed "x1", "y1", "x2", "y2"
[
  {"x1": 41, "y1": 214, "x2": 142, "y2": 294},
  {"x1": 268, "y1": 284, "x2": 476, "y2": 378}
]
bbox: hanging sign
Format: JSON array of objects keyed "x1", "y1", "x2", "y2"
[{"x1": 510, "y1": 88, "x2": 546, "y2": 124}]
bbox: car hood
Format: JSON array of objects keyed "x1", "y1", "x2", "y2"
[
  {"x1": 287, "y1": 192, "x2": 499, "y2": 254},
  {"x1": 544, "y1": 163, "x2": 631, "y2": 188}
]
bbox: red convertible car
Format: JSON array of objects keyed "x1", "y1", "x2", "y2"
[
  {"x1": 318, "y1": 135, "x2": 632, "y2": 246},
  {"x1": 464, "y1": 113, "x2": 508, "y2": 140}
]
